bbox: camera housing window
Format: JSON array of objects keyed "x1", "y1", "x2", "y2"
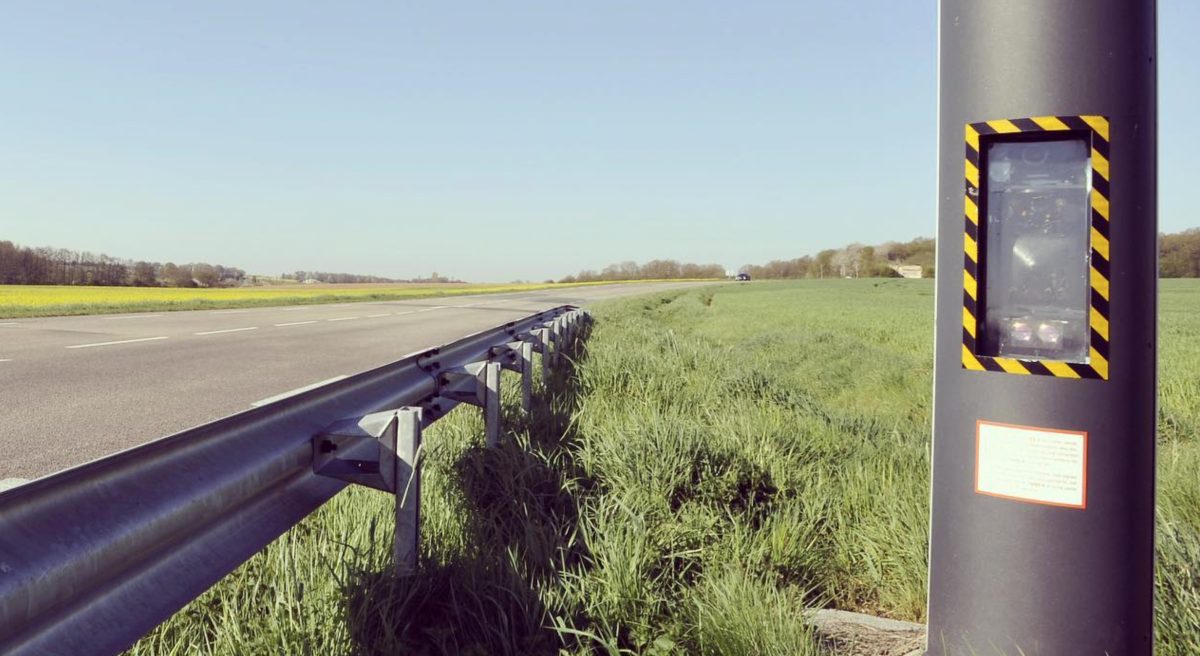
[{"x1": 977, "y1": 136, "x2": 1092, "y2": 364}]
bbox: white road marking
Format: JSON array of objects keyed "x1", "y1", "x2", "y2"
[
  {"x1": 194, "y1": 327, "x2": 258, "y2": 336},
  {"x1": 250, "y1": 375, "x2": 349, "y2": 407},
  {"x1": 67, "y1": 336, "x2": 169, "y2": 349},
  {"x1": 0, "y1": 478, "x2": 30, "y2": 492},
  {"x1": 327, "y1": 316, "x2": 358, "y2": 322},
  {"x1": 0, "y1": 359, "x2": 12, "y2": 362},
  {"x1": 393, "y1": 311, "x2": 417, "y2": 316},
  {"x1": 274, "y1": 320, "x2": 318, "y2": 327},
  {"x1": 212, "y1": 310, "x2": 250, "y2": 315},
  {"x1": 101, "y1": 314, "x2": 163, "y2": 320},
  {"x1": 416, "y1": 306, "x2": 448, "y2": 313},
  {"x1": 0, "y1": 322, "x2": 18, "y2": 326},
  {"x1": 366, "y1": 313, "x2": 390, "y2": 318}
]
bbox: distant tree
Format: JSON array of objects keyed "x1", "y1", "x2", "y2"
[
  {"x1": 814, "y1": 250, "x2": 835, "y2": 278},
  {"x1": 858, "y1": 246, "x2": 875, "y2": 278},
  {"x1": 132, "y1": 261, "x2": 157, "y2": 286},
  {"x1": 160, "y1": 262, "x2": 192, "y2": 287},
  {"x1": 0, "y1": 241, "x2": 22, "y2": 283},
  {"x1": 192, "y1": 263, "x2": 219, "y2": 287}
]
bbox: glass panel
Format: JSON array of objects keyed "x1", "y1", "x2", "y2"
[{"x1": 980, "y1": 137, "x2": 1091, "y2": 363}]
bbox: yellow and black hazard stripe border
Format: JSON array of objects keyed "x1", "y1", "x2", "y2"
[{"x1": 962, "y1": 115, "x2": 1110, "y2": 380}]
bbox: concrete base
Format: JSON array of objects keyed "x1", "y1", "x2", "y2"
[{"x1": 805, "y1": 608, "x2": 925, "y2": 656}]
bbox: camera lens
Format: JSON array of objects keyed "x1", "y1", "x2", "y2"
[{"x1": 1022, "y1": 145, "x2": 1049, "y2": 165}]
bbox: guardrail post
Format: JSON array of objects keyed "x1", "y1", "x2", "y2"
[
  {"x1": 552, "y1": 318, "x2": 564, "y2": 368},
  {"x1": 484, "y1": 361, "x2": 501, "y2": 447},
  {"x1": 561, "y1": 314, "x2": 572, "y2": 359},
  {"x1": 520, "y1": 341, "x2": 533, "y2": 414},
  {"x1": 538, "y1": 327, "x2": 550, "y2": 384},
  {"x1": 394, "y1": 407, "x2": 422, "y2": 577},
  {"x1": 567, "y1": 312, "x2": 578, "y2": 356}
]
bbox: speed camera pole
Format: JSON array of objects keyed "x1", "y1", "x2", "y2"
[{"x1": 927, "y1": 2, "x2": 1156, "y2": 654}]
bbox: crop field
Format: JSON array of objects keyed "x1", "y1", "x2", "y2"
[
  {"x1": 0, "y1": 280, "x2": 666, "y2": 319},
  {"x1": 127, "y1": 280, "x2": 1200, "y2": 655}
]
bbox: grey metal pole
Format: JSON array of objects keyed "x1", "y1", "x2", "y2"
[
  {"x1": 520, "y1": 341, "x2": 533, "y2": 414},
  {"x1": 394, "y1": 407, "x2": 422, "y2": 576},
  {"x1": 484, "y1": 361, "x2": 501, "y2": 447},
  {"x1": 928, "y1": 2, "x2": 1156, "y2": 654}
]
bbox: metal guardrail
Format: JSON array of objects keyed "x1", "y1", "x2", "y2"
[{"x1": 0, "y1": 305, "x2": 589, "y2": 656}]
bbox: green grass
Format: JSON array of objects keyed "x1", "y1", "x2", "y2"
[{"x1": 128, "y1": 279, "x2": 1200, "y2": 655}]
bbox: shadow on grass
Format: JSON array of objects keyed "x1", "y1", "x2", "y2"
[{"x1": 343, "y1": 325, "x2": 596, "y2": 656}]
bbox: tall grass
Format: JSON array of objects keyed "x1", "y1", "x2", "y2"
[{"x1": 129, "y1": 279, "x2": 1200, "y2": 655}]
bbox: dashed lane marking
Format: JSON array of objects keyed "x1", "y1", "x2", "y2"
[
  {"x1": 275, "y1": 320, "x2": 318, "y2": 327},
  {"x1": 66, "y1": 336, "x2": 170, "y2": 349},
  {"x1": 194, "y1": 327, "x2": 258, "y2": 336}
]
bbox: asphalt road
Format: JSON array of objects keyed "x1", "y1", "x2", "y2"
[{"x1": 1, "y1": 282, "x2": 701, "y2": 481}]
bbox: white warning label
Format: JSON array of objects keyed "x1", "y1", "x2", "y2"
[{"x1": 975, "y1": 420, "x2": 1087, "y2": 509}]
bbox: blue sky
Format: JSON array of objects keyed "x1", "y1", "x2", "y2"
[{"x1": 1, "y1": 2, "x2": 1195, "y2": 281}]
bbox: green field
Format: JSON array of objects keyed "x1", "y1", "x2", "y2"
[{"x1": 128, "y1": 280, "x2": 1200, "y2": 655}]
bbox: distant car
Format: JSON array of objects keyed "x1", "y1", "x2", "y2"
[{"x1": 736, "y1": 273, "x2": 751, "y2": 281}]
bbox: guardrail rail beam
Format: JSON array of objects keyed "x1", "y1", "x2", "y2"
[{"x1": 0, "y1": 305, "x2": 582, "y2": 656}]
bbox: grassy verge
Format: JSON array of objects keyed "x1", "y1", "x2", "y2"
[
  {"x1": 0, "y1": 279, "x2": 715, "y2": 319},
  {"x1": 128, "y1": 279, "x2": 1200, "y2": 655}
]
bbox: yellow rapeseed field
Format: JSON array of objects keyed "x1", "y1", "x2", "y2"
[
  {"x1": 0, "y1": 282, "x2": 570, "y2": 318},
  {"x1": 0, "y1": 280, "x2": 703, "y2": 318}
]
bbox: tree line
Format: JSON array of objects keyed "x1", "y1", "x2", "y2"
[
  {"x1": 0, "y1": 239, "x2": 469, "y2": 288},
  {"x1": 7, "y1": 228, "x2": 1199, "y2": 289},
  {"x1": 740, "y1": 228, "x2": 1200, "y2": 280},
  {"x1": 1161, "y1": 229, "x2": 1200, "y2": 277},
  {"x1": 284, "y1": 271, "x2": 397, "y2": 284},
  {"x1": 740, "y1": 237, "x2": 937, "y2": 280},
  {"x1": 559, "y1": 260, "x2": 726, "y2": 283},
  {"x1": 280, "y1": 271, "x2": 465, "y2": 284},
  {"x1": 0, "y1": 241, "x2": 245, "y2": 287}
]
